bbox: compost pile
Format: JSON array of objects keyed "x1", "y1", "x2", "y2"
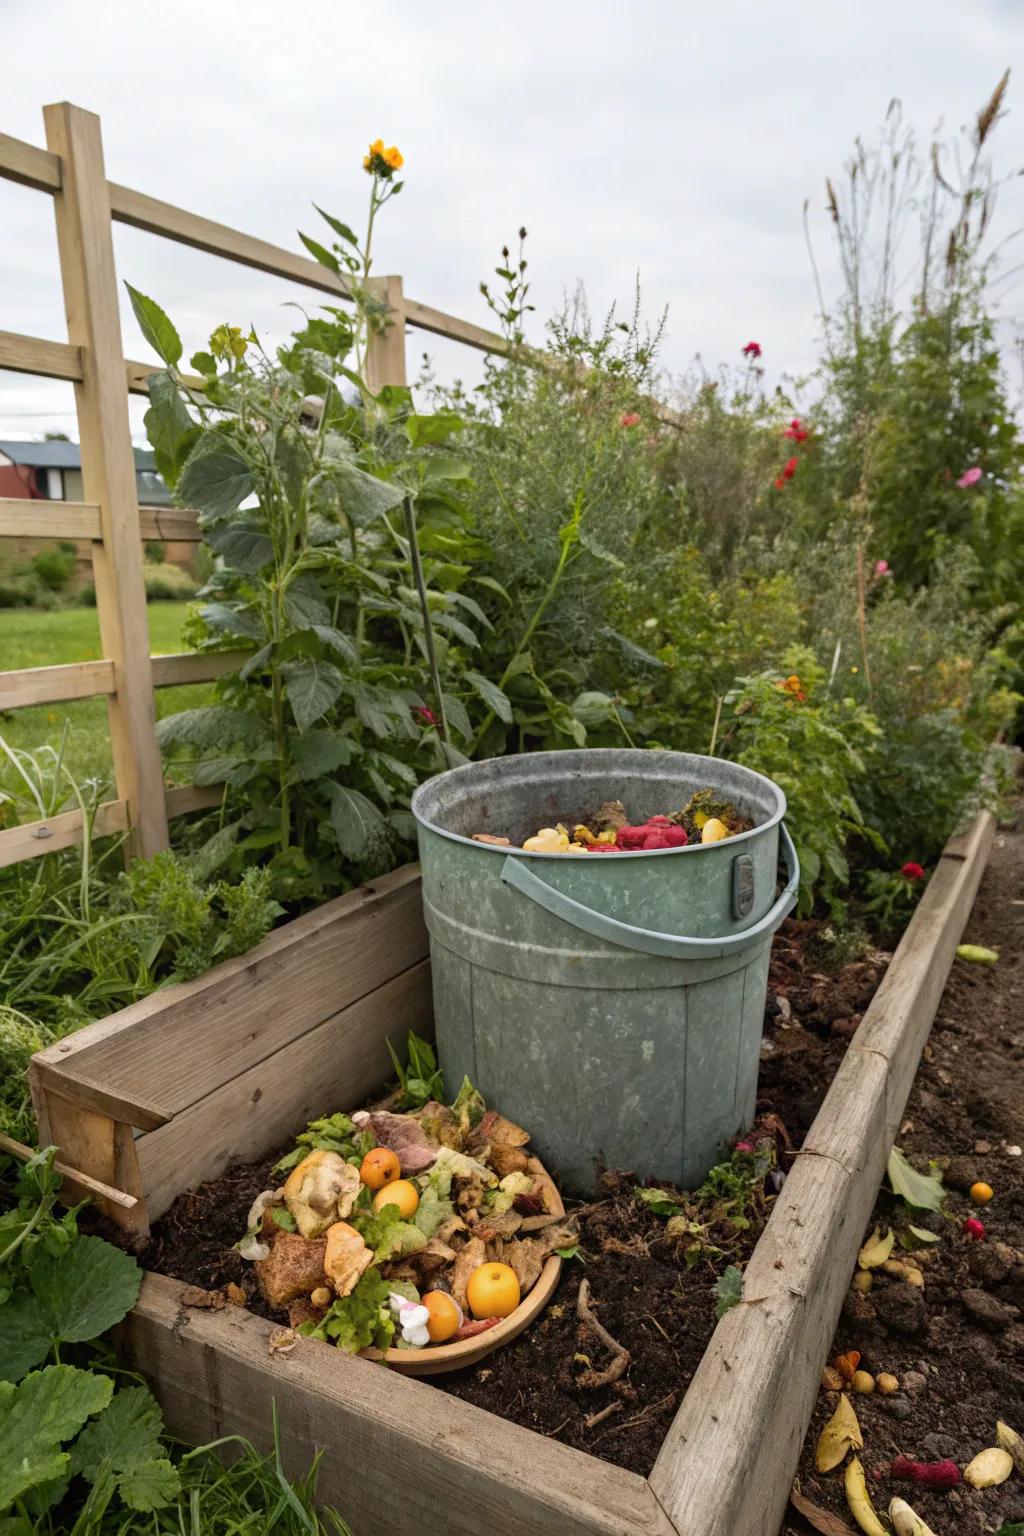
[
  {"x1": 228, "y1": 1080, "x2": 575, "y2": 1357},
  {"x1": 472, "y1": 787, "x2": 753, "y2": 853}
]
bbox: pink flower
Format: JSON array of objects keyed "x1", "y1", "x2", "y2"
[
  {"x1": 413, "y1": 705, "x2": 437, "y2": 727},
  {"x1": 874, "y1": 559, "x2": 889, "y2": 576},
  {"x1": 901, "y1": 861, "x2": 925, "y2": 881},
  {"x1": 619, "y1": 412, "x2": 641, "y2": 428},
  {"x1": 956, "y1": 466, "x2": 982, "y2": 488},
  {"x1": 742, "y1": 341, "x2": 762, "y2": 359},
  {"x1": 734, "y1": 1140, "x2": 755, "y2": 1154}
]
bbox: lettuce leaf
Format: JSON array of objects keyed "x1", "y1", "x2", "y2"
[
  {"x1": 302, "y1": 1268, "x2": 396, "y2": 1354},
  {"x1": 350, "y1": 1205, "x2": 427, "y2": 1263}
]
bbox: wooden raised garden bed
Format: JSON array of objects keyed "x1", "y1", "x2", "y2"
[{"x1": 28, "y1": 817, "x2": 995, "y2": 1536}]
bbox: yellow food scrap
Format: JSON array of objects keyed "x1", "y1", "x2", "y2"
[{"x1": 815, "y1": 1393, "x2": 863, "y2": 1472}]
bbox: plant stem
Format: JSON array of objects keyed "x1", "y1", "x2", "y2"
[
  {"x1": 403, "y1": 496, "x2": 448, "y2": 742},
  {"x1": 708, "y1": 695, "x2": 724, "y2": 757}
]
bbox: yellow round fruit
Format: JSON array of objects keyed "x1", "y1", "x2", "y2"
[
  {"x1": 422, "y1": 1290, "x2": 462, "y2": 1343},
  {"x1": 466, "y1": 1261, "x2": 521, "y2": 1320},
  {"x1": 372, "y1": 1178, "x2": 420, "y2": 1218},
  {"x1": 701, "y1": 818, "x2": 729, "y2": 844},
  {"x1": 970, "y1": 1181, "x2": 994, "y2": 1205},
  {"x1": 359, "y1": 1148, "x2": 401, "y2": 1190}
]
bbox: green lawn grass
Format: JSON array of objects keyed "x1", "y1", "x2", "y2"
[{"x1": 0, "y1": 602, "x2": 213, "y2": 789}]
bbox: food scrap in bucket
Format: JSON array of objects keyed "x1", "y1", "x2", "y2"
[{"x1": 474, "y1": 788, "x2": 752, "y2": 853}]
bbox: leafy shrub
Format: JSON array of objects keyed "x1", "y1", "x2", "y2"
[
  {"x1": 143, "y1": 561, "x2": 197, "y2": 600},
  {"x1": 30, "y1": 543, "x2": 77, "y2": 592},
  {"x1": 144, "y1": 538, "x2": 166, "y2": 564},
  {"x1": 721, "y1": 647, "x2": 882, "y2": 917},
  {"x1": 0, "y1": 580, "x2": 33, "y2": 608}
]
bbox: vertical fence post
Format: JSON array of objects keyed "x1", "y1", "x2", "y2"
[
  {"x1": 43, "y1": 102, "x2": 168, "y2": 858},
  {"x1": 365, "y1": 274, "x2": 408, "y2": 391}
]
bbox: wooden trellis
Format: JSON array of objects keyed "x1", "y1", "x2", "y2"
[{"x1": 0, "y1": 103, "x2": 682, "y2": 870}]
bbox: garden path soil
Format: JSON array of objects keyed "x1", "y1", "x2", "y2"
[
  {"x1": 143, "y1": 912, "x2": 884, "y2": 1478},
  {"x1": 785, "y1": 819, "x2": 1024, "y2": 1536}
]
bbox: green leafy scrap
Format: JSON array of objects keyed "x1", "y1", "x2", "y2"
[
  {"x1": 635, "y1": 1186, "x2": 685, "y2": 1218},
  {"x1": 888, "y1": 1146, "x2": 945, "y2": 1212},
  {"x1": 713, "y1": 1264, "x2": 744, "y2": 1319},
  {"x1": 303, "y1": 1267, "x2": 396, "y2": 1354}
]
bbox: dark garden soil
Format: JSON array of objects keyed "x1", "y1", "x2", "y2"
[
  {"x1": 785, "y1": 818, "x2": 1024, "y2": 1536},
  {"x1": 142, "y1": 909, "x2": 887, "y2": 1479}
]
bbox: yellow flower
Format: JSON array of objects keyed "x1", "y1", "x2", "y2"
[
  {"x1": 363, "y1": 137, "x2": 404, "y2": 178},
  {"x1": 383, "y1": 145, "x2": 404, "y2": 170},
  {"x1": 368, "y1": 138, "x2": 384, "y2": 157}
]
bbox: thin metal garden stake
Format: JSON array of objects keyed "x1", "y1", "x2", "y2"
[{"x1": 403, "y1": 496, "x2": 449, "y2": 742}]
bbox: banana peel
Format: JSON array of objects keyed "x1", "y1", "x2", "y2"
[
  {"x1": 889, "y1": 1497, "x2": 939, "y2": 1536},
  {"x1": 816, "y1": 1393, "x2": 863, "y2": 1472},
  {"x1": 845, "y1": 1457, "x2": 887, "y2": 1536},
  {"x1": 858, "y1": 1226, "x2": 895, "y2": 1269}
]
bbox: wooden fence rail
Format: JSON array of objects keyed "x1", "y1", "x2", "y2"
[
  {"x1": 0, "y1": 103, "x2": 683, "y2": 869},
  {"x1": 0, "y1": 102, "x2": 530, "y2": 870}
]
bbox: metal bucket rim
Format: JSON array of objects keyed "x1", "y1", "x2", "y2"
[{"x1": 411, "y1": 748, "x2": 787, "y2": 861}]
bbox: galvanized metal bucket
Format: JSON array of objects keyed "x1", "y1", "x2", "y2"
[{"x1": 411, "y1": 749, "x2": 798, "y2": 1192}]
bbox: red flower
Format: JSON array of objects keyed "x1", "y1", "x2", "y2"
[
  {"x1": 742, "y1": 341, "x2": 762, "y2": 359},
  {"x1": 783, "y1": 418, "x2": 809, "y2": 444},
  {"x1": 774, "y1": 476, "x2": 785, "y2": 490},
  {"x1": 413, "y1": 705, "x2": 437, "y2": 727},
  {"x1": 901, "y1": 861, "x2": 925, "y2": 881},
  {"x1": 782, "y1": 456, "x2": 798, "y2": 480},
  {"x1": 619, "y1": 411, "x2": 641, "y2": 428}
]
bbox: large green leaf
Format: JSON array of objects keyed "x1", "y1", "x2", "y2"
[
  {"x1": 284, "y1": 574, "x2": 332, "y2": 629},
  {"x1": 70, "y1": 1385, "x2": 180, "y2": 1513},
  {"x1": 157, "y1": 706, "x2": 270, "y2": 751},
  {"x1": 404, "y1": 412, "x2": 463, "y2": 446},
  {"x1": 314, "y1": 205, "x2": 359, "y2": 247},
  {"x1": 442, "y1": 694, "x2": 472, "y2": 743},
  {"x1": 298, "y1": 231, "x2": 340, "y2": 274},
  {"x1": 432, "y1": 612, "x2": 478, "y2": 648},
  {"x1": 465, "y1": 670, "x2": 512, "y2": 724},
  {"x1": 0, "y1": 1291, "x2": 53, "y2": 1383},
  {"x1": 124, "y1": 284, "x2": 182, "y2": 367},
  {"x1": 333, "y1": 462, "x2": 404, "y2": 527},
  {"x1": 290, "y1": 729, "x2": 360, "y2": 781},
  {"x1": 198, "y1": 603, "x2": 265, "y2": 641},
  {"x1": 143, "y1": 370, "x2": 194, "y2": 485},
  {"x1": 30, "y1": 1235, "x2": 141, "y2": 1345},
  {"x1": 310, "y1": 625, "x2": 358, "y2": 664},
  {"x1": 887, "y1": 1146, "x2": 944, "y2": 1211},
  {"x1": 281, "y1": 659, "x2": 343, "y2": 732},
  {"x1": 179, "y1": 434, "x2": 253, "y2": 520},
  {"x1": 209, "y1": 522, "x2": 274, "y2": 574},
  {"x1": 328, "y1": 783, "x2": 384, "y2": 860},
  {"x1": 0, "y1": 1365, "x2": 113, "y2": 1511}
]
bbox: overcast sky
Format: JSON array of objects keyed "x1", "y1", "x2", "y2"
[{"x1": 2, "y1": 0, "x2": 1023, "y2": 441}]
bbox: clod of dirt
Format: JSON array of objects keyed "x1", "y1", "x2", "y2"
[
  {"x1": 968, "y1": 1243, "x2": 1013, "y2": 1288},
  {"x1": 899, "y1": 1369, "x2": 927, "y2": 1394},
  {"x1": 874, "y1": 1282, "x2": 928, "y2": 1335},
  {"x1": 960, "y1": 1287, "x2": 1019, "y2": 1331},
  {"x1": 942, "y1": 1156, "x2": 980, "y2": 1193}
]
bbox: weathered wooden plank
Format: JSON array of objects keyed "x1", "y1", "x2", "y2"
[
  {"x1": 0, "y1": 497, "x2": 100, "y2": 539},
  {"x1": 0, "y1": 131, "x2": 62, "y2": 192},
  {"x1": 403, "y1": 296, "x2": 508, "y2": 355},
  {"x1": 107, "y1": 181, "x2": 354, "y2": 299},
  {"x1": 126, "y1": 1272, "x2": 676, "y2": 1536},
  {"x1": 0, "y1": 1129, "x2": 138, "y2": 1211},
  {"x1": 150, "y1": 651, "x2": 246, "y2": 687},
  {"x1": 163, "y1": 784, "x2": 224, "y2": 819},
  {"x1": 0, "y1": 799, "x2": 130, "y2": 869},
  {"x1": 0, "y1": 658, "x2": 114, "y2": 711},
  {"x1": 0, "y1": 329, "x2": 81, "y2": 381},
  {"x1": 125, "y1": 357, "x2": 205, "y2": 396},
  {"x1": 133, "y1": 959, "x2": 433, "y2": 1218},
  {"x1": 31, "y1": 865, "x2": 427, "y2": 1110},
  {"x1": 45, "y1": 102, "x2": 168, "y2": 857},
  {"x1": 364, "y1": 274, "x2": 408, "y2": 392},
  {"x1": 32, "y1": 1068, "x2": 170, "y2": 1132},
  {"x1": 649, "y1": 810, "x2": 995, "y2": 1536},
  {"x1": 137, "y1": 506, "x2": 202, "y2": 541}
]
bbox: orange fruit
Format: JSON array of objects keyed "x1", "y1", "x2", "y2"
[
  {"x1": 372, "y1": 1178, "x2": 420, "y2": 1219},
  {"x1": 466, "y1": 1261, "x2": 521, "y2": 1320},
  {"x1": 360, "y1": 1148, "x2": 401, "y2": 1190},
  {"x1": 970, "y1": 1181, "x2": 994, "y2": 1205},
  {"x1": 422, "y1": 1290, "x2": 462, "y2": 1343}
]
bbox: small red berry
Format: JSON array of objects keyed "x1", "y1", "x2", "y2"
[{"x1": 963, "y1": 1217, "x2": 985, "y2": 1240}]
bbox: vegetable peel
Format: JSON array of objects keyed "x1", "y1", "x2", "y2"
[
  {"x1": 845, "y1": 1456, "x2": 887, "y2": 1536},
  {"x1": 816, "y1": 1393, "x2": 863, "y2": 1472}
]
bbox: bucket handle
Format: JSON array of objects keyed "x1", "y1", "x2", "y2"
[{"x1": 499, "y1": 823, "x2": 800, "y2": 960}]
